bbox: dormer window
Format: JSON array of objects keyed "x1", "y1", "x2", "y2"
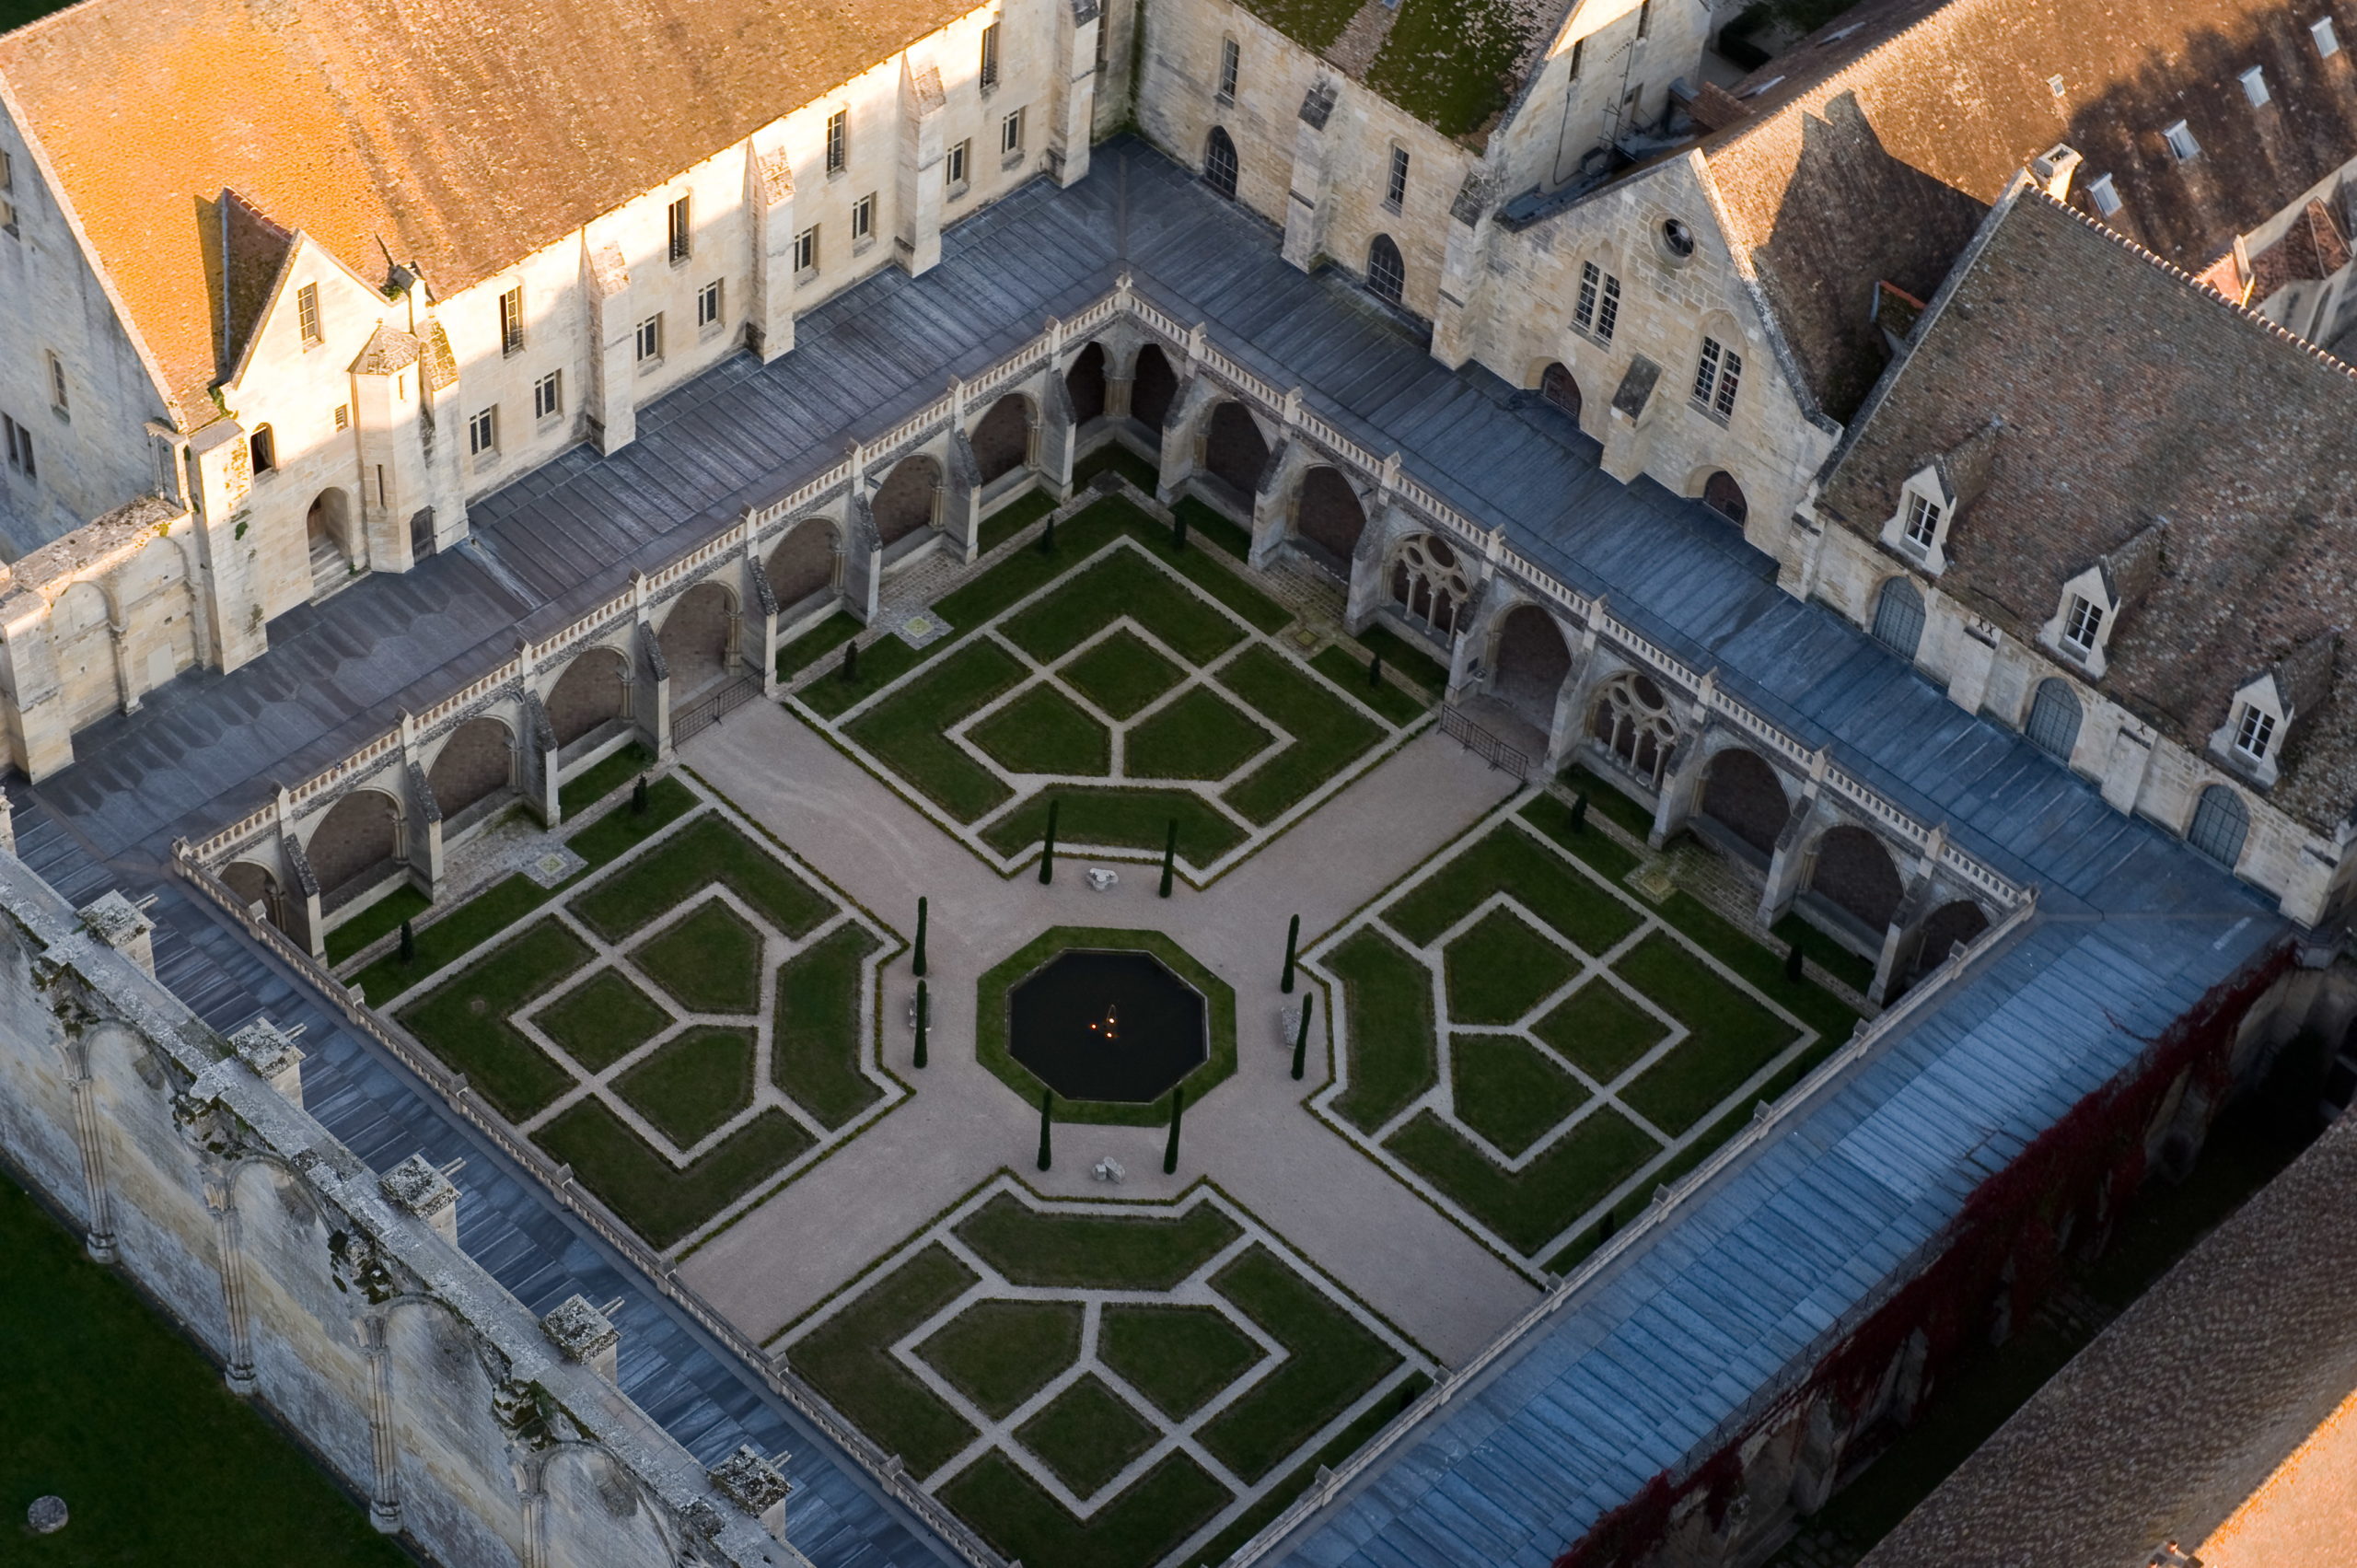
[
  {"x1": 2241, "y1": 66, "x2": 2271, "y2": 107},
  {"x1": 1903, "y1": 492, "x2": 1943, "y2": 550},
  {"x1": 2164, "y1": 121, "x2": 2200, "y2": 161},
  {"x1": 2087, "y1": 173, "x2": 2121, "y2": 216},
  {"x1": 2234, "y1": 702, "x2": 2276, "y2": 761},
  {"x1": 2062, "y1": 594, "x2": 2104, "y2": 654},
  {"x1": 2315, "y1": 17, "x2": 2340, "y2": 56}
]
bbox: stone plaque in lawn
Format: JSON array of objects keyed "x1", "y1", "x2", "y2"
[
  {"x1": 1442, "y1": 907, "x2": 1579, "y2": 1026},
  {"x1": 1009, "y1": 950, "x2": 1206, "y2": 1104},
  {"x1": 633, "y1": 899, "x2": 764, "y2": 1014}
]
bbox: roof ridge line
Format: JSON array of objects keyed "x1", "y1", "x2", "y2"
[{"x1": 2025, "y1": 188, "x2": 2357, "y2": 384}]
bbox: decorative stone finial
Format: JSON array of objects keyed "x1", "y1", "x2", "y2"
[
  {"x1": 540, "y1": 1295, "x2": 620, "y2": 1379},
  {"x1": 378, "y1": 1153, "x2": 458, "y2": 1244}
]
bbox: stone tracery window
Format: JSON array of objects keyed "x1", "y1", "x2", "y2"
[
  {"x1": 1388, "y1": 533, "x2": 1469, "y2": 636},
  {"x1": 1591, "y1": 672, "x2": 1678, "y2": 787}
]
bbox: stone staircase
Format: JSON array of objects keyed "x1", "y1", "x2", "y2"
[{"x1": 308, "y1": 532, "x2": 358, "y2": 602}]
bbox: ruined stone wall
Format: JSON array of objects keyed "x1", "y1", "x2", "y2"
[{"x1": 0, "y1": 857, "x2": 803, "y2": 1568}]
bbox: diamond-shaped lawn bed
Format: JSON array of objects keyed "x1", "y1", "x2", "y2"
[
  {"x1": 614, "y1": 1024, "x2": 756, "y2": 1148},
  {"x1": 534, "y1": 968, "x2": 671, "y2": 1072},
  {"x1": 970, "y1": 683, "x2": 1112, "y2": 776},
  {"x1": 1098, "y1": 1305, "x2": 1265, "y2": 1421},
  {"x1": 1449, "y1": 1033, "x2": 1588, "y2": 1158},
  {"x1": 1017, "y1": 1375, "x2": 1159, "y2": 1498},
  {"x1": 1124, "y1": 686, "x2": 1272, "y2": 780},
  {"x1": 633, "y1": 900, "x2": 764, "y2": 1014},
  {"x1": 1441, "y1": 906, "x2": 1580, "y2": 1025},
  {"x1": 977, "y1": 928, "x2": 1237, "y2": 1125},
  {"x1": 917, "y1": 1299, "x2": 1085, "y2": 1420},
  {"x1": 1061, "y1": 630, "x2": 1184, "y2": 719}
]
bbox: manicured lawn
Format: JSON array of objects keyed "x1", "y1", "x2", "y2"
[
  {"x1": 936, "y1": 502, "x2": 1131, "y2": 628},
  {"x1": 776, "y1": 610, "x2": 861, "y2": 680},
  {"x1": 1217, "y1": 646, "x2": 1385, "y2": 823},
  {"x1": 558, "y1": 741, "x2": 656, "y2": 819},
  {"x1": 916, "y1": 1299, "x2": 1084, "y2": 1419},
  {"x1": 324, "y1": 882, "x2": 428, "y2": 964},
  {"x1": 1074, "y1": 441, "x2": 1162, "y2": 494},
  {"x1": 953, "y1": 1192, "x2": 1240, "y2": 1289},
  {"x1": 572, "y1": 813, "x2": 832, "y2": 943},
  {"x1": 532, "y1": 1099, "x2": 814, "y2": 1249},
  {"x1": 632, "y1": 900, "x2": 765, "y2": 1015},
  {"x1": 1148, "y1": 531, "x2": 1290, "y2": 632},
  {"x1": 791, "y1": 1245, "x2": 981, "y2": 1475},
  {"x1": 979, "y1": 786, "x2": 1248, "y2": 865},
  {"x1": 614, "y1": 1024, "x2": 756, "y2": 1147},
  {"x1": 845, "y1": 640, "x2": 1028, "y2": 820},
  {"x1": 1451, "y1": 1033, "x2": 1589, "y2": 1157},
  {"x1": 1016, "y1": 1374, "x2": 1159, "y2": 1496},
  {"x1": 1124, "y1": 685, "x2": 1272, "y2": 779},
  {"x1": 1518, "y1": 791, "x2": 1643, "y2": 880},
  {"x1": 354, "y1": 873, "x2": 553, "y2": 1005},
  {"x1": 1387, "y1": 824, "x2": 1639, "y2": 955},
  {"x1": 977, "y1": 488, "x2": 1058, "y2": 553},
  {"x1": 1098, "y1": 1305, "x2": 1266, "y2": 1420},
  {"x1": 1002, "y1": 547, "x2": 1242, "y2": 667},
  {"x1": 563, "y1": 775, "x2": 699, "y2": 868},
  {"x1": 1532, "y1": 980, "x2": 1668, "y2": 1084},
  {"x1": 534, "y1": 967, "x2": 672, "y2": 1072},
  {"x1": 1327, "y1": 927, "x2": 1437, "y2": 1133},
  {"x1": 1191, "y1": 1374, "x2": 1430, "y2": 1568},
  {"x1": 1060, "y1": 629, "x2": 1184, "y2": 718},
  {"x1": 1170, "y1": 496, "x2": 1256, "y2": 563},
  {"x1": 772, "y1": 923, "x2": 885, "y2": 1128},
  {"x1": 1557, "y1": 765, "x2": 1659, "y2": 839},
  {"x1": 0, "y1": 1173, "x2": 417, "y2": 1568},
  {"x1": 938, "y1": 1450, "x2": 1230, "y2": 1568},
  {"x1": 798, "y1": 632, "x2": 927, "y2": 718},
  {"x1": 398, "y1": 920, "x2": 588, "y2": 1120},
  {"x1": 1199, "y1": 1247, "x2": 1401, "y2": 1481},
  {"x1": 1442, "y1": 906, "x2": 1579, "y2": 1024},
  {"x1": 1617, "y1": 934, "x2": 1796, "y2": 1136},
  {"x1": 1666, "y1": 890, "x2": 1861, "y2": 1042},
  {"x1": 1387, "y1": 1107, "x2": 1661, "y2": 1256},
  {"x1": 1773, "y1": 911, "x2": 1878, "y2": 993},
  {"x1": 970, "y1": 683, "x2": 1112, "y2": 775},
  {"x1": 1312, "y1": 645, "x2": 1427, "y2": 726},
  {"x1": 1353, "y1": 622, "x2": 1451, "y2": 693}
]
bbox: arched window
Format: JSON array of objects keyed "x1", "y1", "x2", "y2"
[
  {"x1": 2188, "y1": 784, "x2": 2248, "y2": 867},
  {"x1": 1388, "y1": 534, "x2": 1470, "y2": 636},
  {"x1": 1538, "y1": 363, "x2": 1581, "y2": 422},
  {"x1": 1871, "y1": 576, "x2": 1924, "y2": 660},
  {"x1": 1367, "y1": 235, "x2": 1405, "y2": 304},
  {"x1": 2025, "y1": 678, "x2": 2082, "y2": 761},
  {"x1": 1702, "y1": 470, "x2": 1747, "y2": 525},
  {"x1": 249, "y1": 424, "x2": 276, "y2": 474},
  {"x1": 1591, "y1": 673, "x2": 1678, "y2": 787},
  {"x1": 1204, "y1": 127, "x2": 1239, "y2": 199}
]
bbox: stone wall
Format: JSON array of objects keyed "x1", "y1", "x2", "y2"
[{"x1": 0, "y1": 857, "x2": 802, "y2": 1568}]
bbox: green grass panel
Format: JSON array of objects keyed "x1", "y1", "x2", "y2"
[
  {"x1": 790, "y1": 1245, "x2": 981, "y2": 1475},
  {"x1": 1150, "y1": 534, "x2": 1291, "y2": 631},
  {"x1": 633, "y1": 900, "x2": 765, "y2": 1015},
  {"x1": 1442, "y1": 907, "x2": 1579, "y2": 1025},
  {"x1": 0, "y1": 1173, "x2": 415, "y2": 1568},
  {"x1": 1171, "y1": 495, "x2": 1256, "y2": 562},
  {"x1": 1218, "y1": 645, "x2": 1385, "y2": 823},
  {"x1": 1386, "y1": 1106, "x2": 1661, "y2": 1256},
  {"x1": 1615, "y1": 934, "x2": 1798, "y2": 1136},
  {"x1": 573, "y1": 813, "x2": 833, "y2": 943},
  {"x1": 845, "y1": 640, "x2": 1028, "y2": 821},
  {"x1": 1200, "y1": 1247, "x2": 1401, "y2": 1482},
  {"x1": 1311, "y1": 645, "x2": 1427, "y2": 726},
  {"x1": 935, "y1": 502, "x2": 1131, "y2": 628},
  {"x1": 915, "y1": 1299, "x2": 1086, "y2": 1420},
  {"x1": 1559, "y1": 764, "x2": 1659, "y2": 838},
  {"x1": 1772, "y1": 912, "x2": 1880, "y2": 994},
  {"x1": 1364, "y1": 0, "x2": 1536, "y2": 136},
  {"x1": 1387, "y1": 825, "x2": 1640, "y2": 955},
  {"x1": 1518, "y1": 793, "x2": 1644, "y2": 881},
  {"x1": 1353, "y1": 622, "x2": 1451, "y2": 693},
  {"x1": 1450, "y1": 1033, "x2": 1590, "y2": 1158},
  {"x1": 1124, "y1": 685, "x2": 1274, "y2": 780},
  {"x1": 1074, "y1": 441, "x2": 1163, "y2": 494},
  {"x1": 1328, "y1": 927, "x2": 1438, "y2": 1133},
  {"x1": 1532, "y1": 979, "x2": 1670, "y2": 1085},
  {"x1": 773, "y1": 923, "x2": 885, "y2": 1129},
  {"x1": 970, "y1": 682, "x2": 1114, "y2": 776},
  {"x1": 614, "y1": 1024, "x2": 757, "y2": 1147},
  {"x1": 776, "y1": 610, "x2": 862, "y2": 680},
  {"x1": 535, "y1": 967, "x2": 673, "y2": 1072},
  {"x1": 1098, "y1": 1304, "x2": 1267, "y2": 1421},
  {"x1": 939, "y1": 1450, "x2": 1231, "y2": 1568},
  {"x1": 567, "y1": 776, "x2": 698, "y2": 868},
  {"x1": 1661, "y1": 891, "x2": 1861, "y2": 1043},
  {"x1": 324, "y1": 882, "x2": 429, "y2": 965},
  {"x1": 953, "y1": 1191, "x2": 1241, "y2": 1289},
  {"x1": 1016, "y1": 1374, "x2": 1160, "y2": 1497},
  {"x1": 1003, "y1": 547, "x2": 1243, "y2": 666},
  {"x1": 1061, "y1": 628, "x2": 1185, "y2": 719},
  {"x1": 397, "y1": 920, "x2": 588, "y2": 1121},
  {"x1": 978, "y1": 487, "x2": 1059, "y2": 553},
  {"x1": 979, "y1": 786, "x2": 1249, "y2": 866},
  {"x1": 1189, "y1": 1373, "x2": 1430, "y2": 1568},
  {"x1": 559, "y1": 741, "x2": 656, "y2": 818},
  {"x1": 798, "y1": 633, "x2": 928, "y2": 719},
  {"x1": 354, "y1": 873, "x2": 553, "y2": 1005},
  {"x1": 533, "y1": 1099, "x2": 814, "y2": 1249}
]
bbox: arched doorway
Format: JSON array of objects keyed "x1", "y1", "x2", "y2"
[
  {"x1": 1871, "y1": 576, "x2": 1925, "y2": 659},
  {"x1": 1066, "y1": 343, "x2": 1108, "y2": 425},
  {"x1": 765, "y1": 517, "x2": 840, "y2": 610},
  {"x1": 1702, "y1": 471, "x2": 1748, "y2": 526},
  {"x1": 307, "y1": 488, "x2": 353, "y2": 587},
  {"x1": 1205, "y1": 127, "x2": 1238, "y2": 199},
  {"x1": 1913, "y1": 900, "x2": 1989, "y2": 976},
  {"x1": 1203, "y1": 402, "x2": 1269, "y2": 498},
  {"x1": 427, "y1": 717, "x2": 515, "y2": 820},
  {"x1": 1389, "y1": 534, "x2": 1469, "y2": 637},
  {"x1": 1701, "y1": 747, "x2": 1789, "y2": 857},
  {"x1": 658, "y1": 581, "x2": 736, "y2": 691},
  {"x1": 222, "y1": 861, "x2": 286, "y2": 931},
  {"x1": 546, "y1": 646, "x2": 629, "y2": 748},
  {"x1": 1295, "y1": 468, "x2": 1365, "y2": 566},
  {"x1": 1810, "y1": 825, "x2": 1902, "y2": 932},
  {"x1": 873, "y1": 454, "x2": 942, "y2": 544},
  {"x1": 308, "y1": 790, "x2": 400, "y2": 903},
  {"x1": 1132, "y1": 345, "x2": 1178, "y2": 431},
  {"x1": 1492, "y1": 605, "x2": 1571, "y2": 731},
  {"x1": 1591, "y1": 673, "x2": 1678, "y2": 787},
  {"x1": 1367, "y1": 235, "x2": 1405, "y2": 304},
  {"x1": 1539, "y1": 363, "x2": 1581, "y2": 423},
  {"x1": 970, "y1": 393, "x2": 1033, "y2": 484}
]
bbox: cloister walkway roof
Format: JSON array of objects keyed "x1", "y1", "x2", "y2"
[{"x1": 15, "y1": 140, "x2": 2285, "y2": 1568}]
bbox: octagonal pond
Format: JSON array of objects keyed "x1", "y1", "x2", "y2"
[{"x1": 1008, "y1": 950, "x2": 1208, "y2": 1104}]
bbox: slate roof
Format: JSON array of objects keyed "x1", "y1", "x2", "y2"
[
  {"x1": 0, "y1": 0, "x2": 972, "y2": 424},
  {"x1": 1816, "y1": 185, "x2": 2357, "y2": 833},
  {"x1": 1694, "y1": 0, "x2": 2357, "y2": 418},
  {"x1": 1856, "y1": 1109, "x2": 2357, "y2": 1568},
  {"x1": 13, "y1": 144, "x2": 2290, "y2": 1568}
]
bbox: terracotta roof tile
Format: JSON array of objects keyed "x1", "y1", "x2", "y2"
[{"x1": 2247, "y1": 199, "x2": 2352, "y2": 304}]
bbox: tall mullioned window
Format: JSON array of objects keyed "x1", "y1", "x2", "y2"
[
  {"x1": 668, "y1": 195, "x2": 692, "y2": 261},
  {"x1": 498, "y1": 286, "x2": 524, "y2": 355},
  {"x1": 296, "y1": 283, "x2": 322, "y2": 345},
  {"x1": 1692, "y1": 336, "x2": 1742, "y2": 418},
  {"x1": 1387, "y1": 146, "x2": 1409, "y2": 208},
  {"x1": 825, "y1": 110, "x2": 848, "y2": 173},
  {"x1": 1218, "y1": 38, "x2": 1239, "y2": 101},
  {"x1": 980, "y1": 21, "x2": 1001, "y2": 88},
  {"x1": 1574, "y1": 261, "x2": 1620, "y2": 342},
  {"x1": 468, "y1": 406, "x2": 497, "y2": 457},
  {"x1": 534, "y1": 371, "x2": 562, "y2": 420}
]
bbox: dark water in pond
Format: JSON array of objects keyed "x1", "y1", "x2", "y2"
[{"x1": 1008, "y1": 949, "x2": 1207, "y2": 1103}]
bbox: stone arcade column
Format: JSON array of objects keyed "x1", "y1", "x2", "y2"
[
  {"x1": 1756, "y1": 757, "x2": 1829, "y2": 929},
  {"x1": 842, "y1": 492, "x2": 884, "y2": 624},
  {"x1": 1647, "y1": 675, "x2": 1718, "y2": 845},
  {"x1": 946, "y1": 430, "x2": 985, "y2": 562},
  {"x1": 749, "y1": 553, "x2": 783, "y2": 696},
  {"x1": 1039, "y1": 371, "x2": 1080, "y2": 500},
  {"x1": 1155, "y1": 367, "x2": 1216, "y2": 500},
  {"x1": 636, "y1": 618, "x2": 672, "y2": 761},
  {"x1": 520, "y1": 690, "x2": 561, "y2": 828}
]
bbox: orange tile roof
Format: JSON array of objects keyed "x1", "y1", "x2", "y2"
[{"x1": 0, "y1": 0, "x2": 978, "y2": 426}]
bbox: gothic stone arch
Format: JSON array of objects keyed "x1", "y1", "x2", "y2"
[
  {"x1": 1809, "y1": 823, "x2": 1903, "y2": 932},
  {"x1": 426, "y1": 716, "x2": 516, "y2": 820},
  {"x1": 872, "y1": 453, "x2": 942, "y2": 544},
  {"x1": 1388, "y1": 532, "x2": 1471, "y2": 639},
  {"x1": 545, "y1": 645, "x2": 630, "y2": 748},
  {"x1": 1132, "y1": 344, "x2": 1178, "y2": 430},
  {"x1": 765, "y1": 516, "x2": 841, "y2": 610},
  {"x1": 1912, "y1": 899, "x2": 1990, "y2": 978},
  {"x1": 305, "y1": 788, "x2": 401, "y2": 903},
  {"x1": 1491, "y1": 602, "x2": 1573, "y2": 733},
  {"x1": 1202, "y1": 401, "x2": 1271, "y2": 499},
  {"x1": 222, "y1": 860, "x2": 289, "y2": 932},
  {"x1": 1294, "y1": 465, "x2": 1367, "y2": 568},
  {"x1": 1701, "y1": 745, "x2": 1789, "y2": 856},
  {"x1": 1590, "y1": 671, "x2": 1678, "y2": 788},
  {"x1": 656, "y1": 580, "x2": 737, "y2": 691},
  {"x1": 970, "y1": 392, "x2": 1035, "y2": 484},
  {"x1": 1066, "y1": 342, "x2": 1109, "y2": 424}
]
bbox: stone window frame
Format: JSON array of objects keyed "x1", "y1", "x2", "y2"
[
  {"x1": 793, "y1": 225, "x2": 819, "y2": 280},
  {"x1": 634, "y1": 312, "x2": 664, "y2": 363},
  {"x1": 467, "y1": 405, "x2": 498, "y2": 460},
  {"x1": 1879, "y1": 464, "x2": 1957, "y2": 575},
  {"x1": 2038, "y1": 563, "x2": 2119, "y2": 675},
  {"x1": 946, "y1": 138, "x2": 972, "y2": 196},
  {"x1": 666, "y1": 193, "x2": 693, "y2": 263},
  {"x1": 1217, "y1": 36, "x2": 1240, "y2": 104},
  {"x1": 1574, "y1": 260, "x2": 1620, "y2": 344},
  {"x1": 2163, "y1": 120, "x2": 2200, "y2": 162},
  {"x1": 1689, "y1": 335, "x2": 1740, "y2": 422},
  {"x1": 2208, "y1": 671, "x2": 2289, "y2": 788},
  {"x1": 824, "y1": 109, "x2": 850, "y2": 176},
  {"x1": 296, "y1": 283, "x2": 323, "y2": 347},
  {"x1": 696, "y1": 278, "x2": 725, "y2": 336},
  {"x1": 497, "y1": 285, "x2": 526, "y2": 357},
  {"x1": 980, "y1": 19, "x2": 1002, "y2": 93},
  {"x1": 1000, "y1": 108, "x2": 1027, "y2": 166},
  {"x1": 2087, "y1": 172, "x2": 2122, "y2": 216},
  {"x1": 533, "y1": 371, "x2": 563, "y2": 423},
  {"x1": 1386, "y1": 145, "x2": 1409, "y2": 212}
]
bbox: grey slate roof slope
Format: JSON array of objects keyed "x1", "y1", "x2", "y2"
[{"x1": 15, "y1": 144, "x2": 2288, "y2": 1568}]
